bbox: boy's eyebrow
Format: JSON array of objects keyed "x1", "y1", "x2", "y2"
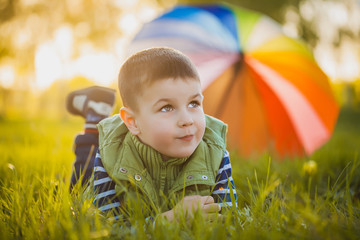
[
  {"x1": 191, "y1": 93, "x2": 203, "y2": 99},
  {"x1": 153, "y1": 93, "x2": 203, "y2": 106}
]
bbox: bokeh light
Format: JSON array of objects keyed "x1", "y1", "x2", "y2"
[{"x1": 0, "y1": 65, "x2": 15, "y2": 89}]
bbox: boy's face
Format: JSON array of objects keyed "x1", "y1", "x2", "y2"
[{"x1": 132, "y1": 78, "x2": 205, "y2": 160}]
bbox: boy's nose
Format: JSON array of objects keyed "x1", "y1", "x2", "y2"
[{"x1": 178, "y1": 111, "x2": 194, "y2": 127}]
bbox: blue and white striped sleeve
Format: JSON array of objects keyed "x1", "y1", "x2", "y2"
[
  {"x1": 212, "y1": 150, "x2": 238, "y2": 209},
  {"x1": 93, "y1": 150, "x2": 122, "y2": 220}
]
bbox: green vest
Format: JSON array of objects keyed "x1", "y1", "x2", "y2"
[{"x1": 97, "y1": 114, "x2": 227, "y2": 211}]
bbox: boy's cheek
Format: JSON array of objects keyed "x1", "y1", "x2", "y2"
[
  {"x1": 152, "y1": 125, "x2": 174, "y2": 139},
  {"x1": 199, "y1": 115, "x2": 206, "y2": 133}
]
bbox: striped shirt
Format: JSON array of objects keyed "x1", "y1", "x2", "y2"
[{"x1": 93, "y1": 150, "x2": 237, "y2": 220}]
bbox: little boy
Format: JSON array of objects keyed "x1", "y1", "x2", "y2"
[{"x1": 68, "y1": 47, "x2": 237, "y2": 222}]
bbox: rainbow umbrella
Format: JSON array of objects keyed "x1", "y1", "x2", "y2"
[{"x1": 128, "y1": 3, "x2": 339, "y2": 158}]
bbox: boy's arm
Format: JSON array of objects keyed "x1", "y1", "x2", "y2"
[
  {"x1": 211, "y1": 150, "x2": 238, "y2": 208},
  {"x1": 69, "y1": 133, "x2": 98, "y2": 191},
  {"x1": 93, "y1": 150, "x2": 122, "y2": 220}
]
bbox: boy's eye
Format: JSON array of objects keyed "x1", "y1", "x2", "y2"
[
  {"x1": 188, "y1": 101, "x2": 201, "y2": 108},
  {"x1": 160, "y1": 105, "x2": 174, "y2": 112}
]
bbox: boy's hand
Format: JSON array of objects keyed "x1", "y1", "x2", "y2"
[
  {"x1": 161, "y1": 195, "x2": 221, "y2": 222},
  {"x1": 177, "y1": 195, "x2": 221, "y2": 216}
]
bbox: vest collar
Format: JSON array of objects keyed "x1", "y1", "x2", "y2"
[{"x1": 130, "y1": 133, "x2": 189, "y2": 169}]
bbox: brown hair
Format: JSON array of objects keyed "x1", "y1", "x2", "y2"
[{"x1": 118, "y1": 47, "x2": 200, "y2": 111}]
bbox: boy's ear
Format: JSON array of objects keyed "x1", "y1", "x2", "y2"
[{"x1": 120, "y1": 107, "x2": 140, "y2": 135}]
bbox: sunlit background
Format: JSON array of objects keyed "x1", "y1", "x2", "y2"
[{"x1": 0, "y1": 0, "x2": 359, "y2": 119}]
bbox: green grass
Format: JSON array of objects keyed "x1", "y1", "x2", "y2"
[{"x1": 0, "y1": 108, "x2": 360, "y2": 239}]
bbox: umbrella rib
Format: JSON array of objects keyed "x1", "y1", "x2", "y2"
[{"x1": 215, "y1": 58, "x2": 243, "y2": 117}]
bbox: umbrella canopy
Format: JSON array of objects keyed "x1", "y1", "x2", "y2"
[{"x1": 128, "y1": 3, "x2": 339, "y2": 158}]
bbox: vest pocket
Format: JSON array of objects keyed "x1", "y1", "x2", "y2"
[{"x1": 114, "y1": 181, "x2": 157, "y2": 219}]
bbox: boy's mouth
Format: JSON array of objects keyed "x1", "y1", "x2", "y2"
[{"x1": 178, "y1": 135, "x2": 194, "y2": 142}]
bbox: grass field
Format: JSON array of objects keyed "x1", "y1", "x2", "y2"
[{"x1": 0, "y1": 107, "x2": 359, "y2": 239}]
